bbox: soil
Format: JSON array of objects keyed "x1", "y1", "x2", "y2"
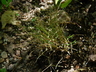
[{"x1": 0, "y1": 0, "x2": 96, "y2": 72}]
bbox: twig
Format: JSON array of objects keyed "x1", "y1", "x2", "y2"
[
  {"x1": 55, "y1": 57, "x2": 63, "y2": 69},
  {"x1": 42, "y1": 63, "x2": 52, "y2": 72}
]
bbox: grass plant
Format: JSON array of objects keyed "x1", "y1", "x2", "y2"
[{"x1": 32, "y1": 9, "x2": 70, "y2": 51}]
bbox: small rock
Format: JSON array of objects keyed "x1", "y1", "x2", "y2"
[
  {"x1": 14, "y1": 58, "x2": 18, "y2": 62},
  {"x1": 6, "y1": 58, "x2": 9, "y2": 63},
  {"x1": 22, "y1": 48, "x2": 27, "y2": 50},
  {"x1": 16, "y1": 50, "x2": 21, "y2": 56},
  {"x1": 7, "y1": 64, "x2": 15, "y2": 70},
  {"x1": 68, "y1": 66, "x2": 74, "y2": 72},
  {"x1": 0, "y1": 58, "x2": 4, "y2": 63},
  {"x1": 89, "y1": 54, "x2": 96, "y2": 61},
  {"x1": 9, "y1": 58, "x2": 14, "y2": 61},
  {"x1": 1, "y1": 51, "x2": 8, "y2": 58}
]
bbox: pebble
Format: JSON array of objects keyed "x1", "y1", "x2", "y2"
[
  {"x1": 22, "y1": 48, "x2": 27, "y2": 51},
  {"x1": 89, "y1": 54, "x2": 96, "y2": 61},
  {"x1": 9, "y1": 58, "x2": 14, "y2": 61},
  {"x1": 6, "y1": 58, "x2": 9, "y2": 63},
  {"x1": 7, "y1": 64, "x2": 15, "y2": 70},
  {"x1": 1, "y1": 51, "x2": 8, "y2": 58},
  {"x1": 0, "y1": 58, "x2": 4, "y2": 63},
  {"x1": 14, "y1": 58, "x2": 18, "y2": 62},
  {"x1": 67, "y1": 66, "x2": 75, "y2": 72},
  {"x1": 16, "y1": 50, "x2": 21, "y2": 56}
]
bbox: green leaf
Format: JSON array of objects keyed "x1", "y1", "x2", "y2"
[
  {"x1": 31, "y1": 18, "x2": 37, "y2": 22},
  {"x1": 8, "y1": 0, "x2": 12, "y2": 3},
  {"x1": 0, "y1": 68, "x2": 6, "y2": 72},
  {"x1": 1, "y1": 0, "x2": 7, "y2": 5},
  {"x1": 0, "y1": 5, "x2": 2, "y2": 9},
  {"x1": 16, "y1": 13, "x2": 20, "y2": 16},
  {"x1": 60, "y1": 0, "x2": 72, "y2": 8},
  {"x1": 1, "y1": 0, "x2": 12, "y2": 7},
  {"x1": 67, "y1": 35, "x2": 74, "y2": 39}
]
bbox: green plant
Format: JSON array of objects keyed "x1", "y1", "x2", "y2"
[
  {"x1": 66, "y1": 35, "x2": 77, "y2": 45},
  {"x1": 1, "y1": 10, "x2": 21, "y2": 29},
  {"x1": 32, "y1": 10, "x2": 70, "y2": 50},
  {"x1": 55, "y1": 0, "x2": 72, "y2": 9},
  {"x1": 0, "y1": 0, "x2": 12, "y2": 9},
  {"x1": 0, "y1": 68, "x2": 6, "y2": 72}
]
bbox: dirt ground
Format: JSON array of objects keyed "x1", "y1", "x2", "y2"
[{"x1": 0, "y1": 0, "x2": 96, "y2": 72}]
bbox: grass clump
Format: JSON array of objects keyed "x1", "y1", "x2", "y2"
[
  {"x1": 29, "y1": 9, "x2": 72, "y2": 71},
  {"x1": 32, "y1": 9, "x2": 71, "y2": 51}
]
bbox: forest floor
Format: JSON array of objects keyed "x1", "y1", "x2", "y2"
[{"x1": 0, "y1": 0, "x2": 96, "y2": 72}]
